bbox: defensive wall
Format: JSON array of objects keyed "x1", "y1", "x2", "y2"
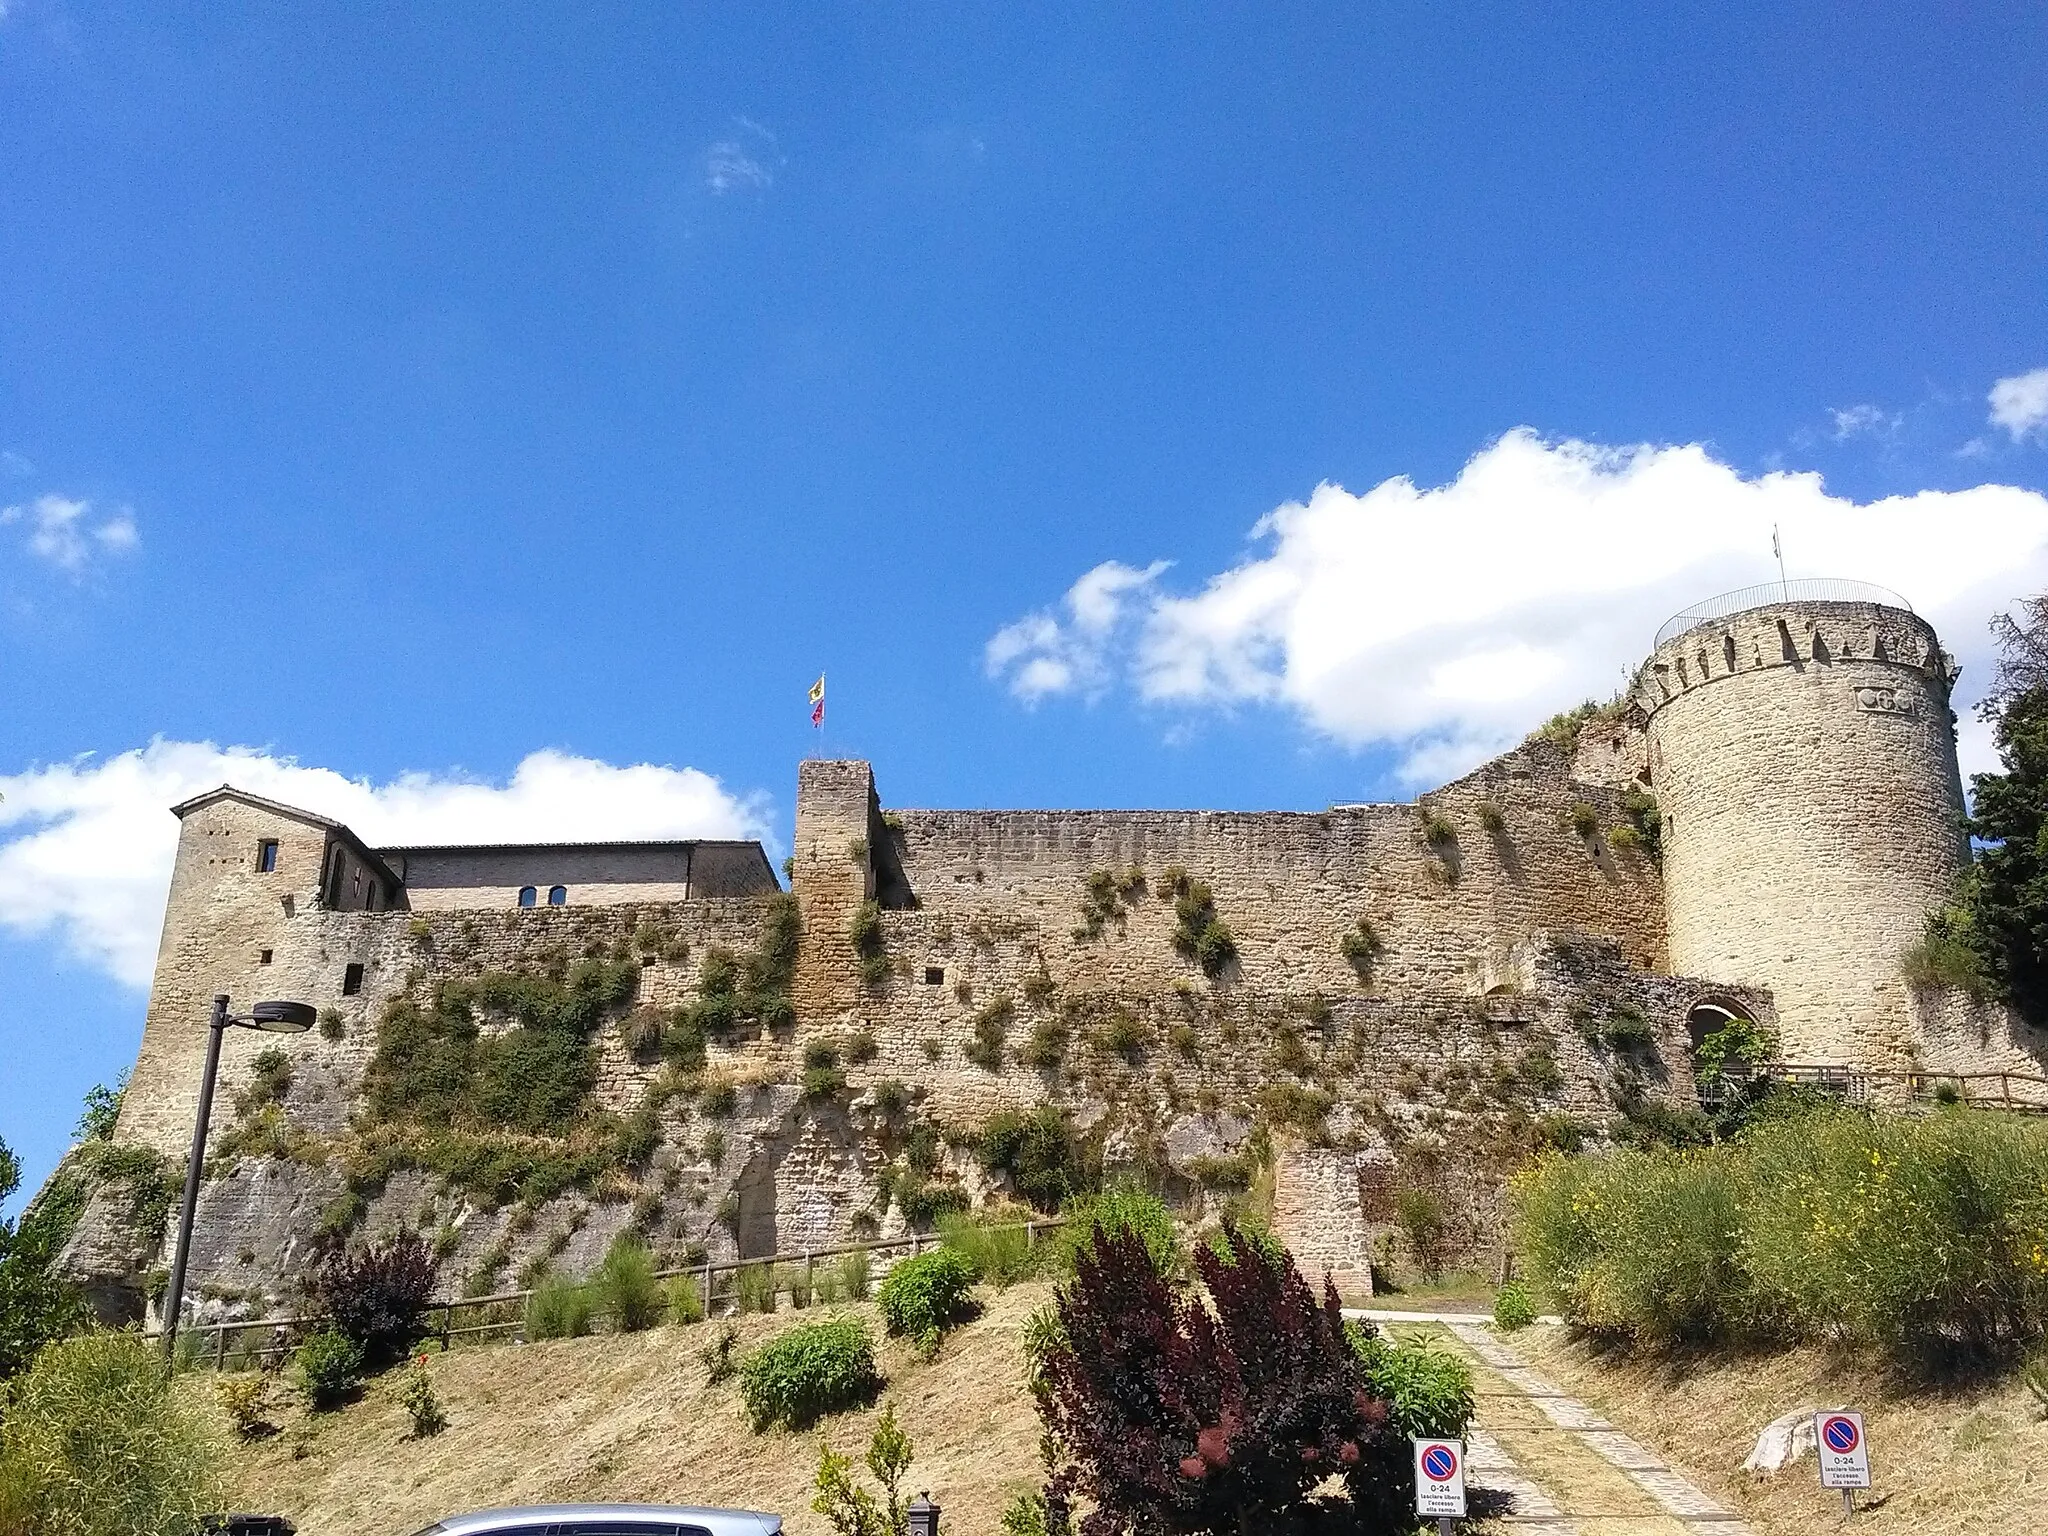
[{"x1": 72, "y1": 579, "x2": 2035, "y2": 1327}]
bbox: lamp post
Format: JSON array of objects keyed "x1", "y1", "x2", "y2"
[{"x1": 162, "y1": 994, "x2": 316, "y2": 1363}]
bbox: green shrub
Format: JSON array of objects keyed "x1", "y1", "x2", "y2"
[
  {"x1": 1168, "y1": 874, "x2": 1237, "y2": 978},
  {"x1": 1568, "y1": 802, "x2": 1600, "y2": 838},
  {"x1": 397, "y1": 1356, "x2": 448, "y2": 1437},
  {"x1": 975, "y1": 1105, "x2": 1089, "y2": 1211},
  {"x1": 1903, "y1": 912, "x2": 1994, "y2": 996},
  {"x1": 317, "y1": 1006, "x2": 345, "y2": 1042},
  {"x1": 0, "y1": 1334, "x2": 223, "y2": 1536},
  {"x1": 938, "y1": 1211, "x2": 1042, "y2": 1288},
  {"x1": 1492, "y1": 1280, "x2": 1537, "y2": 1332},
  {"x1": 1057, "y1": 1189, "x2": 1182, "y2": 1279},
  {"x1": 1419, "y1": 809, "x2": 1457, "y2": 848},
  {"x1": 1349, "y1": 1329, "x2": 1476, "y2": 1439},
  {"x1": 214, "y1": 1374, "x2": 272, "y2": 1440},
  {"x1": 524, "y1": 1274, "x2": 594, "y2": 1340},
  {"x1": 666, "y1": 1274, "x2": 706, "y2": 1325},
  {"x1": 1395, "y1": 1188, "x2": 1449, "y2": 1281},
  {"x1": 812, "y1": 1403, "x2": 919, "y2": 1536},
  {"x1": 738, "y1": 1316, "x2": 881, "y2": 1430},
  {"x1": 837, "y1": 1248, "x2": 871, "y2": 1302},
  {"x1": 1477, "y1": 801, "x2": 1507, "y2": 835},
  {"x1": 591, "y1": 1234, "x2": 664, "y2": 1331},
  {"x1": 845, "y1": 1030, "x2": 879, "y2": 1064},
  {"x1": 293, "y1": 1329, "x2": 364, "y2": 1410},
  {"x1": 876, "y1": 1249, "x2": 980, "y2": 1350},
  {"x1": 734, "y1": 1262, "x2": 779, "y2": 1314}
]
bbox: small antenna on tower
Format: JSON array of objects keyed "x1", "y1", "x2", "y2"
[{"x1": 1772, "y1": 524, "x2": 1788, "y2": 599}]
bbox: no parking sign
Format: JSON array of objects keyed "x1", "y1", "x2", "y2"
[
  {"x1": 1815, "y1": 1411, "x2": 1870, "y2": 1489},
  {"x1": 1413, "y1": 1437, "x2": 1466, "y2": 1518}
]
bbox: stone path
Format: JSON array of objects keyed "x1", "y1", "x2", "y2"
[{"x1": 1344, "y1": 1310, "x2": 1756, "y2": 1536}]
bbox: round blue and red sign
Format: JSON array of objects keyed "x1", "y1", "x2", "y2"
[
  {"x1": 1821, "y1": 1416, "x2": 1860, "y2": 1455},
  {"x1": 1420, "y1": 1445, "x2": 1458, "y2": 1482}
]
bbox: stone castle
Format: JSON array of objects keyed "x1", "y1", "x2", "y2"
[{"x1": 57, "y1": 583, "x2": 2048, "y2": 1323}]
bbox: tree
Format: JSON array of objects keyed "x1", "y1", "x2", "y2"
[
  {"x1": 0, "y1": 1137, "x2": 87, "y2": 1383},
  {"x1": 1954, "y1": 683, "x2": 2048, "y2": 1025}
]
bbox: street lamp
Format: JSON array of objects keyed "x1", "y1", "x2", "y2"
[{"x1": 162, "y1": 994, "x2": 316, "y2": 1362}]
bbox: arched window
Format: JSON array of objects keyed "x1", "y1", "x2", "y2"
[
  {"x1": 518, "y1": 886, "x2": 537, "y2": 908},
  {"x1": 324, "y1": 845, "x2": 346, "y2": 908},
  {"x1": 548, "y1": 885, "x2": 568, "y2": 906}
]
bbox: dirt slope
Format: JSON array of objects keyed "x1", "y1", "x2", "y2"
[{"x1": 224, "y1": 1286, "x2": 1051, "y2": 1536}]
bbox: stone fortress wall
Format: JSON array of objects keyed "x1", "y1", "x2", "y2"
[{"x1": 74, "y1": 583, "x2": 2039, "y2": 1322}]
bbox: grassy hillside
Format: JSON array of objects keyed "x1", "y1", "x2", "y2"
[
  {"x1": 1517, "y1": 1326, "x2": 2048, "y2": 1536},
  {"x1": 222, "y1": 1286, "x2": 1052, "y2": 1536}
]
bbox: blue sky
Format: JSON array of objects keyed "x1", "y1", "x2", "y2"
[{"x1": 4, "y1": 1, "x2": 2047, "y2": 1205}]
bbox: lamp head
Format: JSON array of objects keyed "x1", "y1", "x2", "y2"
[{"x1": 246, "y1": 1000, "x2": 317, "y2": 1033}]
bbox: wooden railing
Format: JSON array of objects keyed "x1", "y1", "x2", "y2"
[
  {"x1": 1699, "y1": 1063, "x2": 2048, "y2": 1114},
  {"x1": 156, "y1": 1216, "x2": 1067, "y2": 1371}
]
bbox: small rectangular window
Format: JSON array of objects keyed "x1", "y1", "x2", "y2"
[
  {"x1": 923, "y1": 967, "x2": 944, "y2": 985},
  {"x1": 342, "y1": 962, "x2": 364, "y2": 996},
  {"x1": 258, "y1": 949, "x2": 273, "y2": 966},
  {"x1": 257, "y1": 840, "x2": 279, "y2": 873}
]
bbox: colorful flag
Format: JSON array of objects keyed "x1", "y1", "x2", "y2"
[{"x1": 809, "y1": 674, "x2": 825, "y2": 727}]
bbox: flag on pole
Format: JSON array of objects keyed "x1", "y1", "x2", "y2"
[
  {"x1": 809, "y1": 674, "x2": 826, "y2": 728},
  {"x1": 1772, "y1": 525, "x2": 1781, "y2": 561}
]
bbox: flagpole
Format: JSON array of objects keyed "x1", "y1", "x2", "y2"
[{"x1": 1773, "y1": 524, "x2": 1788, "y2": 600}]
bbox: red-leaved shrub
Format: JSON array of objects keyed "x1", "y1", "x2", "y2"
[
  {"x1": 310, "y1": 1228, "x2": 437, "y2": 1368},
  {"x1": 1035, "y1": 1218, "x2": 1405, "y2": 1534}
]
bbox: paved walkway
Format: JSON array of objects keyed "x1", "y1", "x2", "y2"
[{"x1": 1343, "y1": 1310, "x2": 1756, "y2": 1536}]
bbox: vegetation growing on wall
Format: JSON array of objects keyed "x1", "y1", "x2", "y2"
[
  {"x1": 849, "y1": 900, "x2": 888, "y2": 988},
  {"x1": 1613, "y1": 786, "x2": 1663, "y2": 862},
  {"x1": 681, "y1": 894, "x2": 802, "y2": 1036},
  {"x1": 964, "y1": 995, "x2": 1013, "y2": 1070},
  {"x1": 1338, "y1": 917, "x2": 1382, "y2": 982},
  {"x1": 975, "y1": 1106, "x2": 1092, "y2": 1211},
  {"x1": 1073, "y1": 866, "x2": 1145, "y2": 942},
  {"x1": 1164, "y1": 869, "x2": 1236, "y2": 979},
  {"x1": 1533, "y1": 696, "x2": 1630, "y2": 756}
]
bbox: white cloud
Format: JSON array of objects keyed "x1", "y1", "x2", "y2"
[
  {"x1": 985, "y1": 560, "x2": 1168, "y2": 702},
  {"x1": 1989, "y1": 367, "x2": 2048, "y2": 443},
  {"x1": 0, "y1": 743, "x2": 773, "y2": 989},
  {"x1": 1828, "y1": 404, "x2": 1900, "y2": 441},
  {"x1": 2, "y1": 493, "x2": 141, "y2": 573},
  {"x1": 704, "y1": 118, "x2": 778, "y2": 195},
  {"x1": 988, "y1": 429, "x2": 2048, "y2": 785}
]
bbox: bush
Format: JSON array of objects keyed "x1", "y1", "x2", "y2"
[
  {"x1": 850, "y1": 902, "x2": 889, "y2": 988},
  {"x1": 811, "y1": 1404, "x2": 917, "y2": 1536},
  {"x1": 1169, "y1": 876, "x2": 1237, "y2": 978},
  {"x1": 738, "y1": 1316, "x2": 881, "y2": 1430},
  {"x1": 1058, "y1": 1189, "x2": 1184, "y2": 1280},
  {"x1": 524, "y1": 1274, "x2": 594, "y2": 1340},
  {"x1": 0, "y1": 1138, "x2": 88, "y2": 1384},
  {"x1": 837, "y1": 1248, "x2": 872, "y2": 1302},
  {"x1": 734, "y1": 1262, "x2": 779, "y2": 1314},
  {"x1": 1338, "y1": 918, "x2": 1383, "y2": 980},
  {"x1": 293, "y1": 1329, "x2": 365, "y2": 1410},
  {"x1": 215, "y1": 1373, "x2": 273, "y2": 1440},
  {"x1": 977, "y1": 1106, "x2": 1090, "y2": 1211},
  {"x1": 310, "y1": 1228, "x2": 437, "y2": 1367},
  {"x1": 666, "y1": 1274, "x2": 706, "y2": 1326},
  {"x1": 877, "y1": 1248, "x2": 980, "y2": 1350},
  {"x1": 1348, "y1": 1329, "x2": 1476, "y2": 1440},
  {"x1": 1020, "y1": 1017, "x2": 1069, "y2": 1069},
  {"x1": 0, "y1": 1334, "x2": 223, "y2": 1536},
  {"x1": 1035, "y1": 1219, "x2": 1405, "y2": 1534},
  {"x1": 964, "y1": 996, "x2": 1013, "y2": 1071},
  {"x1": 1394, "y1": 1188, "x2": 1449, "y2": 1281},
  {"x1": 1513, "y1": 1107, "x2": 2048, "y2": 1364},
  {"x1": 591, "y1": 1234, "x2": 664, "y2": 1331},
  {"x1": 398, "y1": 1356, "x2": 448, "y2": 1437},
  {"x1": 1492, "y1": 1280, "x2": 1537, "y2": 1332},
  {"x1": 939, "y1": 1211, "x2": 1043, "y2": 1288}
]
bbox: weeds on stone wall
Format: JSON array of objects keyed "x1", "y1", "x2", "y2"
[
  {"x1": 1419, "y1": 808, "x2": 1457, "y2": 849},
  {"x1": 1903, "y1": 909, "x2": 1995, "y2": 997},
  {"x1": 1256, "y1": 1083, "x2": 1332, "y2": 1141},
  {"x1": 1092, "y1": 1006, "x2": 1148, "y2": 1064},
  {"x1": 683, "y1": 894, "x2": 802, "y2": 1035},
  {"x1": 849, "y1": 900, "x2": 888, "y2": 988},
  {"x1": 975, "y1": 1106, "x2": 1093, "y2": 1211},
  {"x1": 1073, "y1": 866, "x2": 1145, "y2": 942},
  {"x1": 1020, "y1": 1016, "x2": 1069, "y2": 1070},
  {"x1": 1566, "y1": 802, "x2": 1600, "y2": 839},
  {"x1": 1476, "y1": 801, "x2": 1507, "y2": 835},
  {"x1": 1338, "y1": 917, "x2": 1383, "y2": 983},
  {"x1": 964, "y1": 995, "x2": 1014, "y2": 1071},
  {"x1": 1163, "y1": 870, "x2": 1237, "y2": 978},
  {"x1": 1532, "y1": 696, "x2": 1629, "y2": 756},
  {"x1": 1615, "y1": 786, "x2": 1663, "y2": 862},
  {"x1": 802, "y1": 1040, "x2": 849, "y2": 1102}
]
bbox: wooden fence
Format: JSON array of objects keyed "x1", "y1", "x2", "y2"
[
  {"x1": 158, "y1": 1216, "x2": 1068, "y2": 1371},
  {"x1": 1699, "y1": 1062, "x2": 2048, "y2": 1114}
]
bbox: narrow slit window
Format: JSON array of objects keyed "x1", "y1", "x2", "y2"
[
  {"x1": 518, "y1": 886, "x2": 537, "y2": 908},
  {"x1": 547, "y1": 885, "x2": 568, "y2": 906},
  {"x1": 258, "y1": 949, "x2": 273, "y2": 966},
  {"x1": 256, "y1": 840, "x2": 279, "y2": 873},
  {"x1": 342, "y1": 962, "x2": 364, "y2": 996}
]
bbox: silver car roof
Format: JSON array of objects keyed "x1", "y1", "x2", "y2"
[{"x1": 423, "y1": 1506, "x2": 781, "y2": 1536}]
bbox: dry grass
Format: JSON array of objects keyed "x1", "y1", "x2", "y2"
[
  {"x1": 224, "y1": 1284, "x2": 1053, "y2": 1535},
  {"x1": 1516, "y1": 1326, "x2": 2048, "y2": 1536}
]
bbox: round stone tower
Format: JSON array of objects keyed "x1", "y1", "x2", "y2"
[{"x1": 1633, "y1": 580, "x2": 1968, "y2": 1064}]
